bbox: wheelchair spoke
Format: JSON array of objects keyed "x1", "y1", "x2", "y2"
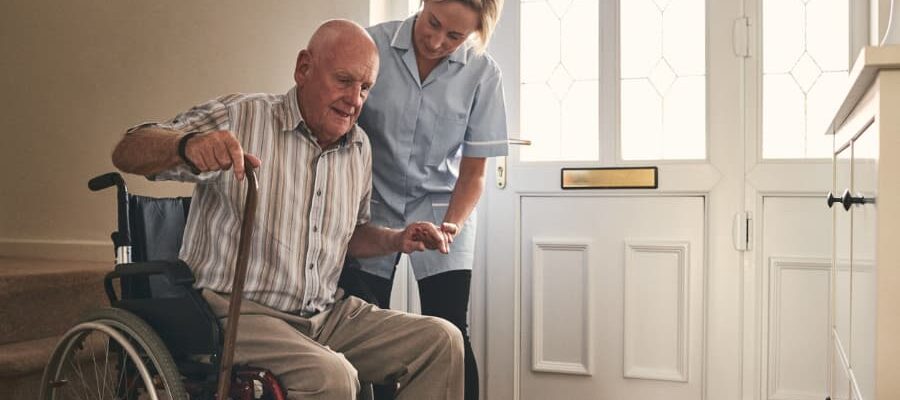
[
  {"x1": 42, "y1": 309, "x2": 188, "y2": 400},
  {"x1": 65, "y1": 349, "x2": 92, "y2": 400},
  {"x1": 49, "y1": 327, "x2": 135, "y2": 400},
  {"x1": 100, "y1": 342, "x2": 111, "y2": 399},
  {"x1": 89, "y1": 336, "x2": 103, "y2": 399},
  {"x1": 116, "y1": 355, "x2": 129, "y2": 399}
]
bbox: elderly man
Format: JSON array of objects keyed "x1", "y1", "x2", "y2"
[{"x1": 111, "y1": 20, "x2": 463, "y2": 400}]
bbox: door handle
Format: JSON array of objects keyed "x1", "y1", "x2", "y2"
[
  {"x1": 840, "y1": 188, "x2": 875, "y2": 211},
  {"x1": 495, "y1": 138, "x2": 533, "y2": 189},
  {"x1": 826, "y1": 192, "x2": 839, "y2": 208}
]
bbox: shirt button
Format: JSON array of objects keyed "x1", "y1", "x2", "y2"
[
  {"x1": 308, "y1": 263, "x2": 314, "y2": 270},
  {"x1": 312, "y1": 226, "x2": 318, "y2": 232},
  {"x1": 316, "y1": 189, "x2": 322, "y2": 196}
]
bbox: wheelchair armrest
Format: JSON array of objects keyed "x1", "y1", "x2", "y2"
[{"x1": 104, "y1": 260, "x2": 195, "y2": 304}]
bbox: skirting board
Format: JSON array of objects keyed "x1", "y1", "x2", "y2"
[{"x1": 0, "y1": 238, "x2": 112, "y2": 262}]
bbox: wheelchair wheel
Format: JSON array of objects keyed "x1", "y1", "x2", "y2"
[{"x1": 39, "y1": 307, "x2": 188, "y2": 400}]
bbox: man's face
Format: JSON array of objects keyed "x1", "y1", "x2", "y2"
[{"x1": 295, "y1": 44, "x2": 378, "y2": 147}]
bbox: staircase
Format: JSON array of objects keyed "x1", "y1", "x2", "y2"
[{"x1": 0, "y1": 257, "x2": 109, "y2": 399}]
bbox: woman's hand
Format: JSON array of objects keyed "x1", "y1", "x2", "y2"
[
  {"x1": 440, "y1": 221, "x2": 460, "y2": 245},
  {"x1": 398, "y1": 221, "x2": 449, "y2": 254}
]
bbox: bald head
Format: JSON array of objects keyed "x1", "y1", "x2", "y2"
[
  {"x1": 293, "y1": 19, "x2": 380, "y2": 148},
  {"x1": 307, "y1": 19, "x2": 377, "y2": 59}
]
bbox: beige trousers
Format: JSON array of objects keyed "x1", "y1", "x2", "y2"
[{"x1": 203, "y1": 290, "x2": 464, "y2": 400}]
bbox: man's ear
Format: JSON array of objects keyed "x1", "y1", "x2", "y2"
[{"x1": 294, "y1": 49, "x2": 312, "y2": 86}]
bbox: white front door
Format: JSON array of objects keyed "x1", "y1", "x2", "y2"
[
  {"x1": 475, "y1": 1, "x2": 864, "y2": 399},
  {"x1": 519, "y1": 196, "x2": 705, "y2": 399}
]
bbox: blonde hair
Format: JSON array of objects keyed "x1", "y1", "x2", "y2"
[{"x1": 423, "y1": 0, "x2": 504, "y2": 54}]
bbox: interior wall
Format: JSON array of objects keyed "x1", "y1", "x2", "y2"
[{"x1": 0, "y1": 0, "x2": 370, "y2": 261}]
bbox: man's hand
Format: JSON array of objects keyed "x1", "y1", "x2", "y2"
[
  {"x1": 397, "y1": 221, "x2": 449, "y2": 254},
  {"x1": 183, "y1": 130, "x2": 262, "y2": 180}
]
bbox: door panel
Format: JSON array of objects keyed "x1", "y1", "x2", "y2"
[
  {"x1": 850, "y1": 128, "x2": 878, "y2": 400},
  {"x1": 760, "y1": 197, "x2": 831, "y2": 398},
  {"x1": 832, "y1": 339, "x2": 852, "y2": 400},
  {"x1": 834, "y1": 144, "x2": 853, "y2": 362},
  {"x1": 519, "y1": 196, "x2": 704, "y2": 400}
]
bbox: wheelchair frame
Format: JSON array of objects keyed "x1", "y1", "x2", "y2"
[{"x1": 39, "y1": 159, "x2": 286, "y2": 400}]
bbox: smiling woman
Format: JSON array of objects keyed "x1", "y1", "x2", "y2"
[{"x1": 343, "y1": 1, "x2": 509, "y2": 399}]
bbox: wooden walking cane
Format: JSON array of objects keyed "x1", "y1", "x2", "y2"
[{"x1": 216, "y1": 156, "x2": 259, "y2": 400}]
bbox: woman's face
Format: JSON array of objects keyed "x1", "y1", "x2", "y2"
[{"x1": 413, "y1": 0, "x2": 479, "y2": 61}]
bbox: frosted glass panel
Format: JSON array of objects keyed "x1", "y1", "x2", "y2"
[
  {"x1": 521, "y1": 1, "x2": 559, "y2": 84},
  {"x1": 521, "y1": 83, "x2": 562, "y2": 161},
  {"x1": 663, "y1": 77, "x2": 705, "y2": 159},
  {"x1": 561, "y1": 81, "x2": 600, "y2": 160},
  {"x1": 621, "y1": 80, "x2": 663, "y2": 160},
  {"x1": 763, "y1": 74, "x2": 805, "y2": 159},
  {"x1": 620, "y1": 0, "x2": 706, "y2": 160},
  {"x1": 806, "y1": 72, "x2": 846, "y2": 156},
  {"x1": 621, "y1": 0, "x2": 662, "y2": 79},
  {"x1": 762, "y1": 0, "x2": 849, "y2": 159},
  {"x1": 519, "y1": 0, "x2": 599, "y2": 161}
]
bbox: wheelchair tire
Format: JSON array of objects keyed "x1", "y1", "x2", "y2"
[{"x1": 39, "y1": 307, "x2": 188, "y2": 400}]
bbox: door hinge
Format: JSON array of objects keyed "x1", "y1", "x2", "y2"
[
  {"x1": 733, "y1": 16, "x2": 750, "y2": 58},
  {"x1": 733, "y1": 211, "x2": 752, "y2": 251}
]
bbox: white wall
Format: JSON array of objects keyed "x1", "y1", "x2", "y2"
[{"x1": 0, "y1": 0, "x2": 372, "y2": 261}]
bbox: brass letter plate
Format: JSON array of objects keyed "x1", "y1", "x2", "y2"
[{"x1": 561, "y1": 167, "x2": 658, "y2": 189}]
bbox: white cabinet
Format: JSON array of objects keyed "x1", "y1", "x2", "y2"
[{"x1": 825, "y1": 45, "x2": 900, "y2": 400}]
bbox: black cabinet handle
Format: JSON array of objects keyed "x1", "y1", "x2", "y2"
[
  {"x1": 840, "y1": 188, "x2": 875, "y2": 211},
  {"x1": 826, "y1": 192, "x2": 839, "y2": 208}
]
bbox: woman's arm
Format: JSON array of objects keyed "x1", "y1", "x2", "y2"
[{"x1": 441, "y1": 156, "x2": 488, "y2": 241}]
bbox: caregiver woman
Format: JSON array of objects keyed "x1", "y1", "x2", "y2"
[{"x1": 352, "y1": 0, "x2": 507, "y2": 398}]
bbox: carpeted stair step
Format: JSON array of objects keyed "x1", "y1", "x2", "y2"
[
  {"x1": 0, "y1": 336, "x2": 60, "y2": 399},
  {"x1": 0, "y1": 257, "x2": 110, "y2": 346},
  {"x1": 0, "y1": 257, "x2": 111, "y2": 399},
  {"x1": 0, "y1": 336, "x2": 59, "y2": 378}
]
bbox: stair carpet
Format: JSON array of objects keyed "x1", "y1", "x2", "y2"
[{"x1": 0, "y1": 257, "x2": 110, "y2": 400}]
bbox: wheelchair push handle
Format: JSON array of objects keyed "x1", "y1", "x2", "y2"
[
  {"x1": 217, "y1": 155, "x2": 259, "y2": 400},
  {"x1": 88, "y1": 172, "x2": 125, "y2": 192},
  {"x1": 88, "y1": 172, "x2": 132, "y2": 259}
]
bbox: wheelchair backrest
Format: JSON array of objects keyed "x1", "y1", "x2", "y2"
[{"x1": 129, "y1": 195, "x2": 191, "y2": 262}]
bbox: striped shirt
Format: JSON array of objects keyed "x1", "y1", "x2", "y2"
[{"x1": 128, "y1": 87, "x2": 371, "y2": 314}]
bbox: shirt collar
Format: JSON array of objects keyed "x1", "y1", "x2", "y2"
[
  {"x1": 279, "y1": 86, "x2": 363, "y2": 147},
  {"x1": 279, "y1": 86, "x2": 303, "y2": 133},
  {"x1": 390, "y1": 14, "x2": 469, "y2": 65}
]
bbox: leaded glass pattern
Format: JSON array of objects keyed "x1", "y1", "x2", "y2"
[
  {"x1": 620, "y1": 0, "x2": 706, "y2": 160},
  {"x1": 520, "y1": 0, "x2": 600, "y2": 161},
  {"x1": 762, "y1": 0, "x2": 849, "y2": 159}
]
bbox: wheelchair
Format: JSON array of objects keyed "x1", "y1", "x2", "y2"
[{"x1": 39, "y1": 161, "x2": 287, "y2": 400}]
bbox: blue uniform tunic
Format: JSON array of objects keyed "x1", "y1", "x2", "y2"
[{"x1": 357, "y1": 15, "x2": 509, "y2": 280}]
